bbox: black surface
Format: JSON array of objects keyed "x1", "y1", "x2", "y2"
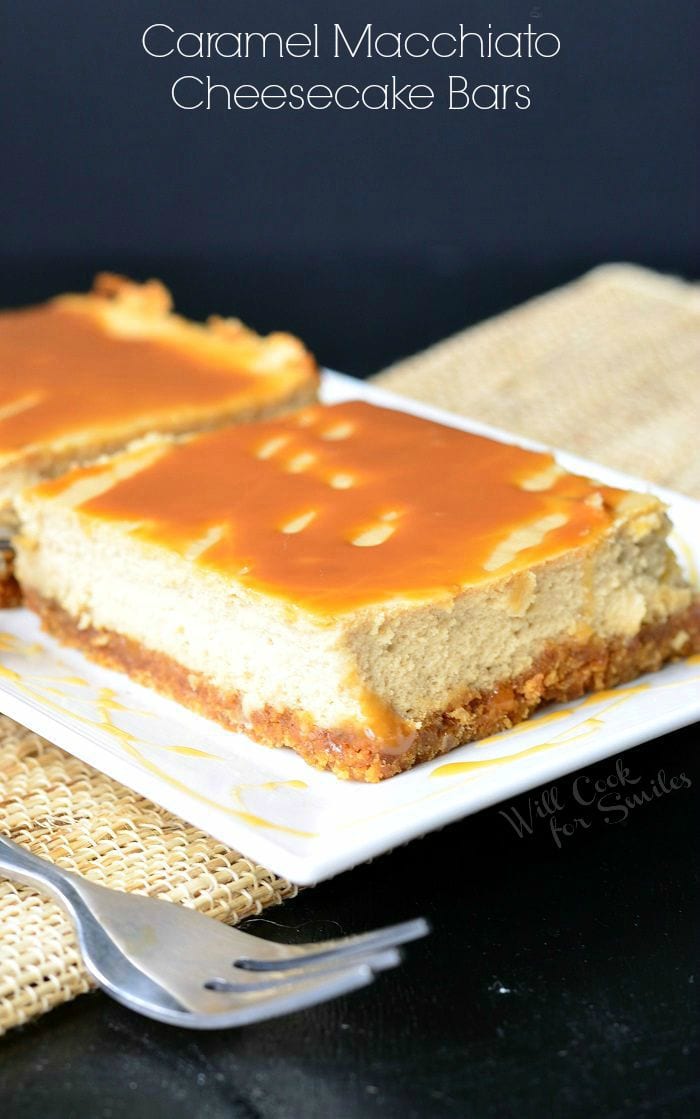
[
  {"x1": 3, "y1": 0, "x2": 697, "y2": 260},
  {"x1": 2, "y1": 727, "x2": 698, "y2": 1118},
  {"x1": 2, "y1": 0, "x2": 699, "y2": 374}
]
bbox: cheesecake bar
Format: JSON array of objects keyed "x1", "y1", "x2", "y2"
[
  {"x1": 0, "y1": 273, "x2": 318, "y2": 601},
  {"x1": 15, "y1": 401, "x2": 700, "y2": 781}
]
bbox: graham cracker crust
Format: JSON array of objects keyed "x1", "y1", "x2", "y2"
[
  {"x1": 24, "y1": 590, "x2": 700, "y2": 782},
  {"x1": 0, "y1": 548, "x2": 21, "y2": 608}
]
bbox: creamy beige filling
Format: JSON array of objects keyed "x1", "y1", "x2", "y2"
[
  {"x1": 345, "y1": 518, "x2": 690, "y2": 723},
  {"x1": 14, "y1": 482, "x2": 692, "y2": 736}
]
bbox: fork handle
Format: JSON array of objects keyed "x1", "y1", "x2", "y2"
[
  {"x1": 0, "y1": 834, "x2": 86, "y2": 913},
  {"x1": 0, "y1": 833, "x2": 108, "y2": 961},
  {"x1": 0, "y1": 834, "x2": 191, "y2": 1015}
]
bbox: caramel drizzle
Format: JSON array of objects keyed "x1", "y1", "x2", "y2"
[
  {"x1": 0, "y1": 302, "x2": 305, "y2": 453},
  {"x1": 0, "y1": 633, "x2": 314, "y2": 838},
  {"x1": 71, "y1": 401, "x2": 626, "y2": 614}
]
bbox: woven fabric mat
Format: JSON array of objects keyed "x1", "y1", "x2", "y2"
[
  {"x1": 376, "y1": 264, "x2": 700, "y2": 499},
  {"x1": 1, "y1": 262, "x2": 697, "y2": 1036},
  {"x1": 0, "y1": 718, "x2": 296, "y2": 1033}
]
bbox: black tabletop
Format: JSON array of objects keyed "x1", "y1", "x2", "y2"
[{"x1": 2, "y1": 723, "x2": 698, "y2": 1118}]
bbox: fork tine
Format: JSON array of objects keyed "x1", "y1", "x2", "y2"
[
  {"x1": 235, "y1": 917, "x2": 430, "y2": 972},
  {"x1": 205, "y1": 947, "x2": 402, "y2": 993},
  {"x1": 158, "y1": 961, "x2": 379, "y2": 1030}
]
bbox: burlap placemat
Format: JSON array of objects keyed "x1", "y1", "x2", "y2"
[
  {"x1": 377, "y1": 264, "x2": 700, "y2": 499},
  {"x1": 1, "y1": 262, "x2": 697, "y2": 1036},
  {"x1": 0, "y1": 718, "x2": 296, "y2": 1033}
]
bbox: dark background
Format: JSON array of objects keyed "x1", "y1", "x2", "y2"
[
  {"x1": 1, "y1": 0, "x2": 698, "y2": 374},
  {"x1": 1, "y1": 3, "x2": 698, "y2": 1116}
]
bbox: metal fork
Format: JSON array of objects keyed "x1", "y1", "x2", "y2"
[{"x1": 0, "y1": 834, "x2": 429, "y2": 1028}]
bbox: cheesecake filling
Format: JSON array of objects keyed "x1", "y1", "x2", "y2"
[
  {"x1": 15, "y1": 466, "x2": 693, "y2": 742},
  {"x1": 13, "y1": 400, "x2": 698, "y2": 779}
]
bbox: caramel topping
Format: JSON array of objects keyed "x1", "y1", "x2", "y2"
[
  {"x1": 63, "y1": 401, "x2": 625, "y2": 614},
  {"x1": 0, "y1": 280, "x2": 314, "y2": 455}
]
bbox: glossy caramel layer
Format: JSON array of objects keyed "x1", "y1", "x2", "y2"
[
  {"x1": 0, "y1": 275, "x2": 316, "y2": 455},
  {"x1": 54, "y1": 401, "x2": 628, "y2": 615}
]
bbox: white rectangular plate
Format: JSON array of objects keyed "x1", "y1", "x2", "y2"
[{"x1": 0, "y1": 372, "x2": 698, "y2": 884}]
